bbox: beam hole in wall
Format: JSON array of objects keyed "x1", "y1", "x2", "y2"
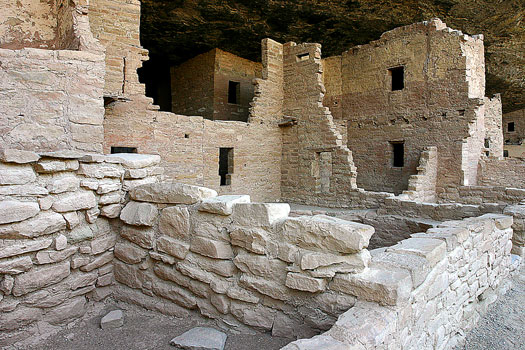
[
  {"x1": 219, "y1": 147, "x2": 234, "y2": 186},
  {"x1": 390, "y1": 141, "x2": 404, "y2": 167},
  {"x1": 296, "y1": 53, "x2": 310, "y2": 62},
  {"x1": 184, "y1": 134, "x2": 190, "y2": 139},
  {"x1": 111, "y1": 146, "x2": 137, "y2": 154},
  {"x1": 389, "y1": 66, "x2": 404, "y2": 91},
  {"x1": 508, "y1": 122, "x2": 515, "y2": 132},
  {"x1": 228, "y1": 81, "x2": 240, "y2": 104}
]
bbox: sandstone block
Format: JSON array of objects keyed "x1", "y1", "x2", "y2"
[
  {"x1": 91, "y1": 235, "x2": 117, "y2": 255},
  {"x1": 85, "y1": 207, "x2": 100, "y2": 224},
  {"x1": 99, "y1": 192, "x2": 121, "y2": 205},
  {"x1": 105, "y1": 153, "x2": 161, "y2": 169},
  {"x1": 233, "y1": 252, "x2": 286, "y2": 280},
  {"x1": 12, "y1": 261, "x2": 70, "y2": 296},
  {"x1": 113, "y1": 261, "x2": 141, "y2": 289},
  {"x1": 0, "y1": 163, "x2": 36, "y2": 184},
  {"x1": 121, "y1": 225, "x2": 155, "y2": 249},
  {"x1": 157, "y1": 236, "x2": 190, "y2": 260},
  {"x1": 0, "y1": 275, "x2": 14, "y2": 294},
  {"x1": 226, "y1": 286, "x2": 259, "y2": 304},
  {"x1": 186, "y1": 253, "x2": 236, "y2": 278},
  {"x1": 47, "y1": 176, "x2": 80, "y2": 194},
  {"x1": 35, "y1": 159, "x2": 79, "y2": 173},
  {"x1": 169, "y1": 327, "x2": 227, "y2": 350},
  {"x1": 150, "y1": 252, "x2": 177, "y2": 265},
  {"x1": 285, "y1": 272, "x2": 327, "y2": 292},
  {"x1": 282, "y1": 215, "x2": 374, "y2": 253},
  {"x1": 100, "y1": 204, "x2": 122, "y2": 218},
  {"x1": 373, "y1": 251, "x2": 431, "y2": 288},
  {"x1": 97, "y1": 181, "x2": 121, "y2": 194},
  {"x1": 68, "y1": 225, "x2": 93, "y2": 243},
  {"x1": 101, "y1": 310, "x2": 124, "y2": 330},
  {"x1": 45, "y1": 296, "x2": 86, "y2": 326},
  {"x1": 36, "y1": 246, "x2": 78, "y2": 264},
  {"x1": 300, "y1": 251, "x2": 370, "y2": 271},
  {"x1": 63, "y1": 212, "x2": 80, "y2": 229},
  {"x1": 177, "y1": 262, "x2": 214, "y2": 284},
  {"x1": 154, "y1": 263, "x2": 191, "y2": 287},
  {"x1": 0, "y1": 149, "x2": 39, "y2": 163},
  {"x1": 0, "y1": 201, "x2": 40, "y2": 225},
  {"x1": 232, "y1": 203, "x2": 290, "y2": 226},
  {"x1": 122, "y1": 177, "x2": 156, "y2": 191},
  {"x1": 0, "y1": 184, "x2": 48, "y2": 197},
  {"x1": 0, "y1": 256, "x2": 33, "y2": 274},
  {"x1": 1, "y1": 212, "x2": 66, "y2": 239},
  {"x1": 55, "y1": 234, "x2": 68, "y2": 250},
  {"x1": 199, "y1": 195, "x2": 251, "y2": 215},
  {"x1": 283, "y1": 335, "x2": 348, "y2": 350},
  {"x1": 239, "y1": 274, "x2": 291, "y2": 301},
  {"x1": 159, "y1": 206, "x2": 190, "y2": 238},
  {"x1": 230, "y1": 227, "x2": 268, "y2": 254},
  {"x1": 152, "y1": 280, "x2": 197, "y2": 309},
  {"x1": 0, "y1": 239, "x2": 52, "y2": 259},
  {"x1": 0, "y1": 306, "x2": 42, "y2": 331},
  {"x1": 78, "y1": 163, "x2": 123, "y2": 178},
  {"x1": 69, "y1": 271, "x2": 98, "y2": 290},
  {"x1": 230, "y1": 303, "x2": 275, "y2": 330},
  {"x1": 120, "y1": 201, "x2": 158, "y2": 226},
  {"x1": 131, "y1": 183, "x2": 217, "y2": 204},
  {"x1": 52, "y1": 191, "x2": 96, "y2": 212},
  {"x1": 80, "y1": 251, "x2": 113, "y2": 272},
  {"x1": 190, "y1": 236, "x2": 233, "y2": 259},
  {"x1": 387, "y1": 237, "x2": 446, "y2": 267}
]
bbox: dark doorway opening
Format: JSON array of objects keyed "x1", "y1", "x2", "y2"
[
  {"x1": 138, "y1": 55, "x2": 172, "y2": 112},
  {"x1": 389, "y1": 66, "x2": 404, "y2": 91},
  {"x1": 390, "y1": 141, "x2": 404, "y2": 167},
  {"x1": 219, "y1": 148, "x2": 233, "y2": 186},
  {"x1": 228, "y1": 81, "x2": 240, "y2": 104}
]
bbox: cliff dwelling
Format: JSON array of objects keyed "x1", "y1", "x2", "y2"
[{"x1": 0, "y1": 1, "x2": 524, "y2": 350}]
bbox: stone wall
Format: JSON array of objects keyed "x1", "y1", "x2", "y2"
[
  {"x1": 282, "y1": 214, "x2": 513, "y2": 350},
  {"x1": 0, "y1": 150, "x2": 161, "y2": 347},
  {"x1": 483, "y1": 95, "x2": 504, "y2": 158},
  {"x1": 398, "y1": 146, "x2": 438, "y2": 202},
  {"x1": 478, "y1": 156, "x2": 525, "y2": 188},
  {"x1": 0, "y1": 47, "x2": 105, "y2": 153},
  {"x1": 503, "y1": 108, "x2": 525, "y2": 144}
]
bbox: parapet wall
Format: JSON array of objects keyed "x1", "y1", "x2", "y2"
[
  {"x1": 478, "y1": 156, "x2": 525, "y2": 188},
  {"x1": 0, "y1": 150, "x2": 161, "y2": 346}
]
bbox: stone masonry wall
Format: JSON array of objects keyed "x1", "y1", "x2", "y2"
[
  {"x1": 483, "y1": 95, "x2": 504, "y2": 158},
  {"x1": 478, "y1": 156, "x2": 525, "y2": 188},
  {"x1": 0, "y1": 150, "x2": 161, "y2": 347},
  {"x1": 282, "y1": 213, "x2": 513, "y2": 350},
  {"x1": 503, "y1": 108, "x2": 525, "y2": 144},
  {"x1": 398, "y1": 146, "x2": 438, "y2": 202}
]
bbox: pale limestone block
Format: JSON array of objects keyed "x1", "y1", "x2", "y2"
[
  {"x1": 169, "y1": 327, "x2": 227, "y2": 350},
  {"x1": 69, "y1": 271, "x2": 98, "y2": 290},
  {"x1": 386, "y1": 237, "x2": 446, "y2": 267},
  {"x1": 157, "y1": 236, "x2": 190, "y2": 260},
  {"x1": 300, "y1": 251, "x2": 370, "y2": 271},
  {"x1": 100, "y1": 204, "x2": 122, "y2": 218},
  {"x1": 330, "y1": 266, "x2": 412, "y2": 306},
  {"x1": 314, "y1": 292, "x2": 357, "y2": 315},
  {"x1": 120, "y1": 225, "x2": 155, "y2": 249},
  {"x1": 210, "y1": 293, "x2": 230, "y2": 314},
  {"x1": 230, "y1": 302, "x2": 275, "y2": 330},
  {"x1": 105, "y1": 153, "x2": 161, "y2": 169},
  {"x1": 0, "y1": 256, "x2": 33, "y2": 274},
  {"x1": 36, "y1": 246, "x2": 78, "y2": 264},
  {"x1": 232, "y1": 203, "x2": 290, "y2": 227},
  {"x1": 226, "y1": 286, "x2": 259, "y2": 304},
  {"x1": 55, "y1": 234, "x2": 68, "y2": 250},
  {"x1": 35, "y1": 160, "x2": 79, "y2": 173},
  {"x1": 100, "y1": 310, "x2": 124, "y2": 330},
  {"x1": 131, "y1": 183, "x2": 217, "y2": 204},
  {"x1": 150, "y1": 251, "x2": 177, "y2": 265},
  {"x1": 190, "y1": 236, "x2": 233, "y2": 259},
  {"x1": 77, "y1": 163, "x2": 123, "y2": 179},
  {"x1": 79, "y1": 251, "x2": 113, "y2": 272},
  {"x1": 115, "y1": 241, "x2": 147, "y2": 264},
  {"x1": 482, "y1": 213, "x2": 514, "y2": 230},
  {"x1": 0, "y1": 239, "x2": 52, "y2": 259},
  {"x1": 81, "y1": 179, "x2": 99, "y2": 190},
  {"x1": 199, "y1": 195, "x2": 251, "y2": 215},
  {"x1": 122, "y1": 177, "x2": 156, "y2": 192},
  {"x1": 12, "y1": 261, "x2": 70, "y2": 296},
  {"x1": 239, "y1": 274, "x2": 291, "y2": 301},
  {"x1": 372, "y1": 251, "x2": 431, "y2": 288},
  {"x1": 151, "y1": 280, "x2": 197, "y2": 309},
  {"x1": 85, "y1": 207, "x2": 100, "y2": 224},
  {"x1": 52, "y1": 191, "x2": 96, "y2": 212},
  {"x1": 47, "y1": 176, "x2": 80, "y2": 194},
  {"x1": 233, "y1": 252, "x2": 286, "y2": 280},
  {"x1": 282, "y1": 215, "x2": 374, "y2": 253},
  {"x1": 99, "y1": 192, "x2": 121, "y2": 205},
  {"x1": 63, "y1": 212, "x2": 80, "y2": 229},
  {"x1": 0, "y1": 184, "x2": 48, "y2": 196},
  {"x1": 120, "y1": 201, "x2": 158, "y2": 226},
  {"x1": 285, "y1": 272, "x2": 327, "y2": 292},
  {"x1": 68, "y1": 225, "x2": 93, "y2": 243},
  {"x1": 91, "y1": 234, "x2": 117, "y2": 255},
  {"x1": 0, "y1": 200, "x2": 39, "y2": 224},
  {"x1": 38, "y1": 196, "x2": 54, "y2": 210},
  {"x1": 38, "y1": 151, "x2": 85, "y2": 159},
  {"x1": 124, "y1": 168, "x2": 148, "y2": 179},
  {"x1": 96, "y1": 181, "x2": 121, "y2": 194},
  {"x1": 0, "y1": 149, "x2": 39, "y2": 163},
  {"x1": 0, "y1": 163, "x2": 36, "y2": 185},
  {"x1": 284, "y1": 335, "x2": 348, "y2": 350},
  {"x1": 0, "y1": 212, "x2": 66, "y2": 239},
  {"x1": 0, "y1": 275, "x2": 15, "y2": 294},
  {"x1": 186, "y1": 252, "x2": 236, "y2": 278},
  {"x1": 230, "y1": 227, "x2": 268, "y2": 254}
]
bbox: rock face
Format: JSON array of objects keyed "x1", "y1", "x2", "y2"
[{"x1": 140, "y1": 0, "x2": 524, "y2": 113}]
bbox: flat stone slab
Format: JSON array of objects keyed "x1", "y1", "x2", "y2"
[
  {"x1": 170, "y1": 327, "x2": 227, "y2": 350},
  {"x1": 100, "y1": 310, "x2": 124, "y2": 329}
]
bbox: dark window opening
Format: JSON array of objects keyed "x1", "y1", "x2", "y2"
[
  {"x1": 508, "y1": 122, "x2": 515, "y2": 132},
  {"x1": 389, "y1": 66, "x2": 404, "y2": 91},
  {"x1": 137, "y1": 56, "x2": 172, "y2": 112},
  {"x1": 504, "y1": 150, "x2": 509, "y2": 157},
  {"x1": 296, "y1": 53, "x2": 310, "y2": 62},
  {"x1": 484, "y1": 138, "x2": 490, "y2": 148},
  {"x1": 228, "y1": 81, "x2": 240, "y2": 104},
  {"x1": 219, "y1": 148, "x2": 233, "y2": 186},
  {"x1": 184, "y1": 134, "x2": 190, "y2": 139},
  {"x1": 390, "y1": 141, "x2": 404, "y2": 167},
  {"x1": 111, "y1": 146, "x2": 137, "y2": 154}
]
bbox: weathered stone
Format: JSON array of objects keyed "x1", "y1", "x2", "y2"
[
  {"x1": 0, "y1": 275, "x2": 15, "y2": 294},
  {"x1": 80, "y1": 252, "x2": 113, "y2": 272},
  {"x1": 100, "y1": 204, "x2": 122, "y2": 218},
  {"x1": 177, "y1": 261, "x2": 214, "y2": 284},
  {"x1": 81, "y1": 179, "x2": 99, "y2": 190},
  {"x1": 45, "y1": 296, "x2": 86, "y2": 326},
  {"x1": 97, "y1": 273, "x2": 114, "y2": 287},
  {"x1": 77, "y1": 163, "x2": 123, "y2": 178},
  {"x1": 282, "y1": 215, "x2": 374, "y2": 253},
  {"x1": 170, "y1": 327, "x2": 227, "y2": 350},
  {"x1": 159, "y1": 206, "x2": 191, "y2": 238},
  {"x1": 0, "y1": 306, "x2": 42, "y2": 331},
  {"x1": 85, "y1": 207, "x2": 100, "y2": 224},
  {"x1": 232, "y1": 203, "x2": 290, "y2": 226},
  {"x1": 387, "y1": 237, "x2": 446, "y2": 267},
  {"x1": 105, "y1": 153, "x2": 161, "y2": 168},
  {"x1": 210, "y1": 293, "x2": 230, "y2": 314},
  {"x1": 190, "y1": 236, "x2": 233, "y2": 259},
  {"x1": 226, "y1": 286, "x2": 259, "y2": 304},
  {"x1": 154, "y1": 263, "x2": 191, "y2": 287},
  {"x1": 230, "y1": 302, "x2": 275, "y2": 330},
  {"x1": 12, "y1": 261, "x2": 70, "y2": 296},
  {"x1": 283, "y1": 335, "x2": 348, "y2": 350},
  {"x1": 47, "y1": 176, "x2": 80, "y2": 194},
  {"x1": 0, "y1": 184, "x2": 48, "y2": 197},
  {"x1": 0, "y1": 239, "x2": 52, "y2": 259},
  {"x1": 150, "y1": 251, "x2": 177, "y2": 265},
  {"x1": 36, "y1": 246, "x2": 78, "y2": 264},
  {"x1": 186, "y1": 253, "x2": 236, "y2": 278},
  {"x1": 233, "y1": 252, "x2": 287, "y2": 280},
  {"x1": 0, "y1": 163, "x2": 36, "y2": 184},
  {"x1": 120, "y1": 225, "x2": 155, "y2": 249},
  {"x1": 35, "y1": 159, "x2": 79, "y2": 173},
  {"x1": 91, "y1": 235, "x2": 117, "y2": 255},
  {"x1": 152, "y1": 280, "x2": 197, "y2": 309},
  {"x1": 68, "y1": 225, "x2": 94, "y2": 243},
  {"x1": 131, "y1": 183, "x2": 217, "y2": 204},
  {"x1": 63, "y1": 212, "x2": 80, "y2": 229},
  {"x1": 0, "y1": 149, "x2": 39, "y2": 163},
  {"x1": 120, "y1": 201, "x2": 158, "y2": 226},
  {"x1": 0, "y1": 212, "x2": 66, "y2": 239},
  {"x1": 199, "y1": 195, "x2": 251, "y2": 215},
  {"x1": 69, "y1": 271, "x2": 98, "y2": 290},
  {"x1": 99, "y1": 192, "x2": 121, "y2": 205},
  {"x1": 373, "y1": 251, "x2": 431, "y2": 288},
  {"x1": 97, "y1": 181, "x2": 121, "y2": 194},
  {"x1": 285, "y1": 272, "x2": 327, "y2": 292},
  {"x1": 157, "y1": 236, "x2": 190, "y2": 260},
  {"x1": 101, "y1": 310, "x2": 124, "y2": 329},
  {"x1": 239, "y1": 274, "x2": 291, "y2": 301},
  {"x1": 114, "y1": 241, "x2": 147, "y2": 264},
  {"x1": 300, "y1": 251, "x2": 370, "y2": 271},
  {"x1": 52, "y1": 191, "x2": 97, "y2": 212},
  {"x1": 0, "y1": 256, "x2": 33, "y2": 274},
  {"x1": 0, "y1": 201, "x2": 40, "y2": 224},
  {"x1": 230, "y1": 227, "x2": 268, "y2": 254},
  {"x1": 55, "y1": 234, "x2": 68, "y2": 250}
]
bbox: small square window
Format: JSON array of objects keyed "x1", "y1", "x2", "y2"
[
  {"x1": 228, "y1": 81, "x2": 240, "y2": 104},
  {"x1": 508, "y1": 122, "x2": 515, "y2": 132},
  {"x1": 390, "y1": 141, "x2": 404, "y2": 167},
  {"x1": 389, "y1": 66, "x2": 404, "y2": 91}
]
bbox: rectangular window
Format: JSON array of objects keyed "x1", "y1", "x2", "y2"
[
  {"x1": 389, "y1": 66, "x2": 404, "y2": 91},
  {"x1": 508, "y1": 122, "x2": 515, "y2": 132},
  {"x1": 296, "y1": 53, "x2": 310, "y2": 62},
  {"x1": 111, "y1": 146, "x2": 137, "y2": 154},
  {"x1": 228, "y1": 81, "x2": 240, "y2": 104},
  {"x1": 504, "y1": 150, "x2": 509, "y2": 157},
  {"x1": 390, "y1": 141, "x2": 404, "y2": 167},
  {"x1": 484, "y1": 138, "x2": 490, "y2": 148},
  {"x1": 219, "y1": 148, "x2": 233, "y2": 186}
]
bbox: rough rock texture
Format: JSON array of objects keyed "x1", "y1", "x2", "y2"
[
  {"x1": 140, "y1": 0, "x2": 524, "y2": 113},
  {"x1": 170, "y1": 327, "x2": 227, "y2": 350}
]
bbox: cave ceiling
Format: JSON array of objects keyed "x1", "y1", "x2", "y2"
[{"x1": 140, "y1": 0, "x2": 524, "y2": 113}]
